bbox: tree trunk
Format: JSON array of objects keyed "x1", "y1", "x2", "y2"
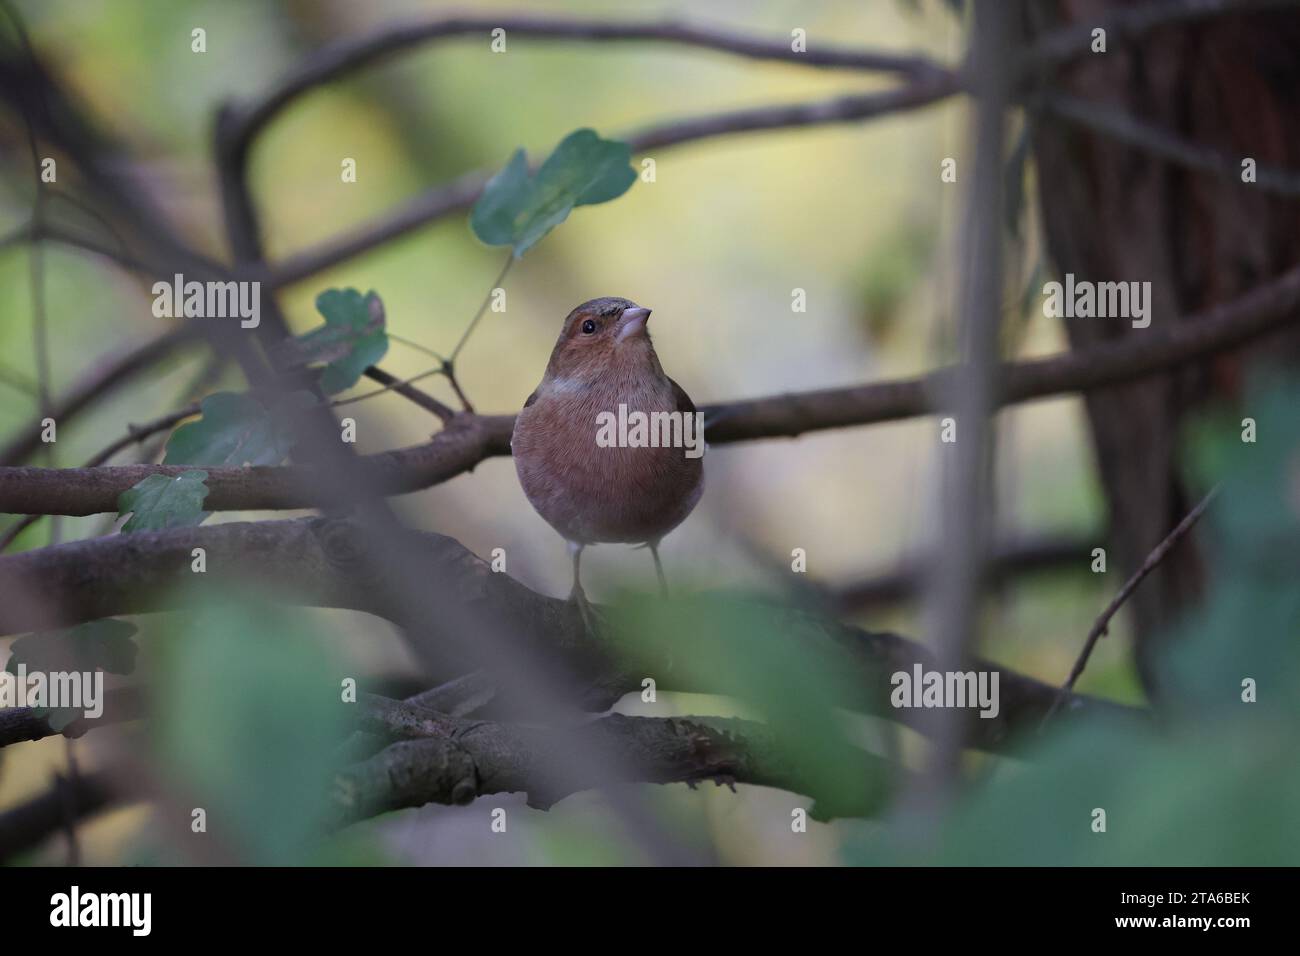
[{"x1": 1027, "y1": 0, "x2": 1300, "y2": 696}]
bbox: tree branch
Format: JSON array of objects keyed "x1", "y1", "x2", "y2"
[
  {"x1": 264, "y1": 77, "x2": 959, "y2": 289},
  {"x1": 1018, "y1": 0, "x2": 1300, "y2": 76},
  {"x1": 0, "y1": 327, "x2": 201, "y2": 466},
  {"x1": 223, "y1": 12, "x2": 950, "y2": 150},
  {"x1": 1043, "y1": 486, "x2": 1219, "y2": 724},
  {"x1": 0, "y1": 697, "x2": 893, "y2": 856},
  {"x1": 0, "y1": 687, "x2": 142, "y2": 748},
  {"x1": 3, "y1": 259, "x2": 1297, "y2": 517},
  {"x1": 332, "y1": 705, "x2": 893, "y2": 826},
  {"x1": 0, "y1": 517, "x2": 1144, "y2": 754}
]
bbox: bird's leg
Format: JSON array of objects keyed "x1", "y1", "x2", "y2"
[
  {"x1": 568, "y1": 541, "x2": 602, "y2": 638},
  {"x1": 648, "y1": 540, "x2": 669, "y2": 599}
]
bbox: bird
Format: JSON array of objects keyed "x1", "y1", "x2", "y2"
[{"x1": 512, "y1": 297, "x2": 704, "y2": 628}]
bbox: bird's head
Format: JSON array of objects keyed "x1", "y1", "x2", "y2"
[{"x1": 543, "y1": 296, "x2": 657, "y2": 382}]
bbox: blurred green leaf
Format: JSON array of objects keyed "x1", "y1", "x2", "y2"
[
  {"x1": 6, "y1": 619, "x2": 138, "y2": 676},
  {"x1": 609, "y1": 593, "x2": 891, "y2": 819},
  {"x1": 163, "y1": 391, "x2": 313, "y2": 467},
  {"x1": 470, "y1": 129, "x2": 636, "y2": 257},
  {"x1": 848, "y1": 375, "x2": 1300, "y2": 865},
  {"x1": 295, "y1": 289, "x2": 389, "y2": 394},
  {"x1": 1168, "y1": 377, "x2": 1300, "y2": 721},
  {"x1": 1185, "y1": 378, "x2": 1300, "y2": 562},
  {"x1": 117, "y1": 470, "x2": 209, "y2": 532},
  {"x1": 5, "y1": 619, "x2": 137, "y2": 730},
  {"x1": 848, "y1": 715, "x2": 1300, "y2": 865},
  {"x1": 859, "y1": 220, "x2": 935, "y2": 340},
  {"x1": 153, "y1": 596, "x2": 348, "y2": 864}
]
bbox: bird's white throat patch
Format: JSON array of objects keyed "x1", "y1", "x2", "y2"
[{"x1": 544, "y1": 376, "x2": 590, "y2": 395}]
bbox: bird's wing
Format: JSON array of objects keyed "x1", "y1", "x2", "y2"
[{"x1": 668, "y1": 376, "x2": 696, "y2": 416}]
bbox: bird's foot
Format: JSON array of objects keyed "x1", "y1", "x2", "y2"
[{"x1": 570, "y1": 584, "x2": 606, "y2": 641}]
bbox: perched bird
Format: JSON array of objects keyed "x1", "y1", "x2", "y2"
[{"x1": 512, "y1": 297, "x2": 704, "y2": 623}]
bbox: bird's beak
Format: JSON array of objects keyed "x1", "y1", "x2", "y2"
[{"x1": 616, "y1": 307, "x2": 652, "y2": 342}]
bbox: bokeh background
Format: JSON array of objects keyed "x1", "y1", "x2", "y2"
[{"x1": 6, "y1": 0, "x2": 1289, "y2": 867}]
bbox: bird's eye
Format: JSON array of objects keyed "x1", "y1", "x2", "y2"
[{"x1": 581, "y1": 319, "x2": 597, "y2": 334}]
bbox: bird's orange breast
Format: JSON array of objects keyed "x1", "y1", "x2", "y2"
[{"x1": 513, "y1": 378, "x2": 703, "y2": 545}]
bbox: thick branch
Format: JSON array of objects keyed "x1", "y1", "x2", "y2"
[
  {"x1": 0, "y1": 517, "x2": 1144, "y2": 753},
  {"x1": 3, "y1": 260, "x2": 1297, "y2": 517},
  {"x1": 332, "y1": 706, "x2": 892, "y2": 825},
  {"x1": 0, "y1": 411, "x2": 513, "y2": 515},
  {"x1": 0, "y1": 687, "x2": 142, "y2": 748},
  {"x1": 0, "y1": 700, "x2": 891, "y2": 853}
]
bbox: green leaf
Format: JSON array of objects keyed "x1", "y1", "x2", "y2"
[
  {"x1": 163, "y1": 391, "x2": 313, "y2": 467},
  {"x1": 152, "y1": 595, "x2": 348, "y2": 864},
  {"x1": 297, "y1": 289, "x2": 389, "y2": 394},
  {"x1": 846, "y1": 374, "x2": 1300, "y2": 867},
  {"x1": 470, "y1": 128, "x2": 637, "y2": 257},
  {"x1": 848, "y1": 717, "x2": 1300, "y2": 866},
  {"x1": 5, "y1": 620, "x2": 138, "y2": 731},
  {"x1": 118, "y1": 470, "x2": 210, "y2": 532},
  {"x1": 609, "y1": 593, "x2": 891, "y2": 819}
]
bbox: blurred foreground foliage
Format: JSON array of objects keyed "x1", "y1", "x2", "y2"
[
  {"x1": 846, "y1": 376, "x2": 1300, "y2": 864},
  {"x1": 144, "y1": 592, "x2": 357, "y2": 865}
]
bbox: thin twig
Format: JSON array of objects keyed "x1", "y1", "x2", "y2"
[
  {"x1": 45, "y1": 187, "x2": 139, "y2": 262},
  {"x1": 387, "y1": 333, "x2": 445, "y2": 363},
  {"x1": 357, "y1": 367, "x2": 455, "y2": 422},
  {"x1": 0, "y1": 363, "x2": 36, "y2": 396},
  {"x1": 1041, "y1": 485, "x2": 1220, "y2": 726},
  {"x1": 450, "y1": 262, "x2": 507, "y2": 362},
  {"x1": 5, "y1": 0, "x2": 57, "y2": 539},
  {"x1": 266, "y1": 78, "x2": 959, "y2": 290},
  {"x1": 0, "y1": 514, "x2": 39, "y2": 552},
  {"x1": 329, "y1": 365, "x2": 450, "y2": 411},
  {"x1": 223, "y1": 12, "x2": 952, "y2": 147},
  {"x1": 0, "y1": 327, "x2": 200, "y2": 466},
  {"x1": 442, "y1": 369, "x2": 475, "y2": 415},
  {"x1": 335, "y1": 255, "x2": 515, "y2": 414}
]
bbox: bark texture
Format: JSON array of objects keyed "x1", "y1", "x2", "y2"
[{"x1": 1028, "y1": 0, "x2": 1300, "y2": 693}]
